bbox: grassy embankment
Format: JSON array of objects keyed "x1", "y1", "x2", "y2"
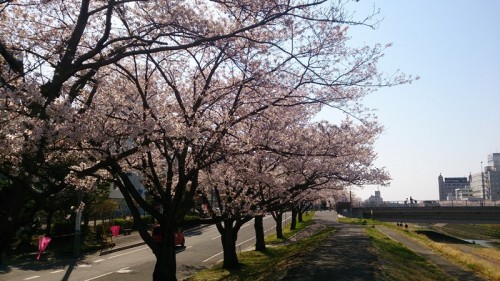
[
  {"x1": 395, "y1": 223, "x2": 500, "y2": 281},
  {"x1": 189, "y1": 214, "x2": 463, "y2": 281},
  {"x1": 342, "y1": 218, "x2": 500, "y2": 281}
]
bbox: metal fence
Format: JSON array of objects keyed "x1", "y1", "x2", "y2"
[{"x1": 362, "y1": 200, "x2": 500, "y2": 208}]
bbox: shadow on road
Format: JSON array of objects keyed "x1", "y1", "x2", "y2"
[{"x1": 60, "y1": 259, "x2": 76, "y2": 281}]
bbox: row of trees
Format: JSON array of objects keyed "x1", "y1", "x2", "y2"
[{"x1": 0, "y1": 1, "x2": 413, "y2": 280}]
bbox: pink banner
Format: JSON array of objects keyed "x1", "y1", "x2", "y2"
[
  {"x1": 110, "y1": 225, "x2": 120, "y2": 237},
  {"x1": 36, "y1": 236, "x2": 51, "y2": 261}
]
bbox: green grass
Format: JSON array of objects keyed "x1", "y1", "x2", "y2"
[
  {"x1": 187, "y1": 212, "x2": 327, "y2": 281},
  {"x1": 366, "y1": 227, "x2": 456, "y2": 281},
  {"x1": 434, "y1": 224, "x2": 500, "y2": 239},
  {"x1": 265, "y1": 212, "x2": 315, "y2": 244},
  {"x1": 338, "y1": 217, "x2": 378, "y2": 225},
  {"x1": 383, "y1": 223, "x2": 500, "y2": 281}
]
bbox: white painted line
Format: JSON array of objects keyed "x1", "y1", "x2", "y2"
[
  {"x1": 50, "y1": 269, "x2": 64, "y2": 273},
  {"x1": 116, "y1": 267, "x2": 133, "y2": 273},
  {"x1": 107, "y1": 246, "x2": 149, "y2": 259},
  {"x1": 23, "y1": 276, "x2": 40, "y2": 280},
  {"x1": 77, "y1": 264, "x2": 92, "y2": 268},
  {"x1": 185, "y1": 246, "x2": 193, "y2": 250},
  {"x1": 237, "y1": 236, "x2": 255, "y2": 247},
  {"x1": 93, "y1": 259, "x2": 105, "y2": 263},
  {"x1": 203, "y1": 251, "x2": 222, "y2": 262},
  {"x1": 211, "y1": 235, "x2": 221, "y2": 240},
  {"x1": 84, "y1": 271, "x2": 113, "y2": 281}
]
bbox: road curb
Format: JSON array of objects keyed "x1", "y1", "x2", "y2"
[{"x1": 99, "y1": 241, "x2": 147, "y2": 255}]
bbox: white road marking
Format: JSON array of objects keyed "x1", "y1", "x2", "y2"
[
  {"x1": 107, "y1": 246, "x2": 149, "y2": 259},
  {"x1": 23, "y1": 276, "x2": 40, "y2": 280},
  {"x1": 203, "y1": 251, "x2": 222, "y2": 262},
  {"x1": 116, "y1": 267, "x2": 133, "y2": 273},
  {"x1": 211, "y1": 235, "x2": 221, "y2": 240},
  {"x1": 50, "y1": 269, "x2": 64, "y2": 273},
  {"x1": 77, "y1": 263, "x2": 92, "y2": 268},
  {"x1": 84, "y1": 272, "x2": 113, "y2": 281},
  {"x1": 93, "y1": 259, "x2": 105, "y2": 263},
  {"x1": 237, "y1": 236, "x2": 255, "y2": 247}
]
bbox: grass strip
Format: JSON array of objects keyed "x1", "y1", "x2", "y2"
[
  {"x1": 187, "y1": 212, "x2": 327, "y2": 281},
  {"x1": 366, "y1": 227, "x2": 456, "y2": 281},
  {"x1": 387, "y1": 226, "x2": 500, "y2": 281}
]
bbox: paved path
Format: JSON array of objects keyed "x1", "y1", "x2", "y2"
[{"x1": 280, "y1": 212, "x2": 377, "y2": 281}]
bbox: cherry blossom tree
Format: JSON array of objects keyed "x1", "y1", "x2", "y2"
[
  {"x1": 1, "y1": 1, "x2": 413, "y2": 279},
  {"x1": 247, "y1": 116, "x2": 390, "y2": 239},
  {"x1": 195, "y1": 105, "x2": 389, "y2": 268}
]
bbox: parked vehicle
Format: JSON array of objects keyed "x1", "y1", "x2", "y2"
[{"x1": 152, "y1": 225, "x2": 185, "y2": 246}]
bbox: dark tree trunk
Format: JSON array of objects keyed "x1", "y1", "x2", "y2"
[
  {"x1": 219, "y1": 218, "x2": 240, "y2": 269},
  {"x1": 290, "y1": 207, "x2": 297, "y2": 230},
  {"x1": 298, "y1": 202, "x2": 311, "y2": 222},
  {"x1": 274, "y1": 212, "x2": 284, "y2": 239},
  {"x1": 254, "y1": 215, "x2": 266, "y2": 251},
  {"x1": 0, "y1": 182, "x2": 38, "y2": 265},
  {"x1": 0, "y1": 229, "x2": 14, "y2": 265},
  {"x1": 152, "y1": 226, "x2": 177, "y2": 281},
  {"x1": 45, "y1": 209, "x2": 53, "y2": 236},
  {"x1": 112, "y1": 167, "x2": 196, "y2": 281}
]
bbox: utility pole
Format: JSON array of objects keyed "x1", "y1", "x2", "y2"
[{"x1": 74, "y1": 191, "x2": 84, "y2": 259}]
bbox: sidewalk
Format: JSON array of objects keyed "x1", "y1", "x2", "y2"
[{"x1": 99, "y1": 231, "x2": 146, "y2": 255}]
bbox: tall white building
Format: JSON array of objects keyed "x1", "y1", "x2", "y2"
[{"x1": 469, "y1": 153, "x2": 500, "y2": 201}]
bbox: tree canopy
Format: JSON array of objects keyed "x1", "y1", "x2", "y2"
[{"x1": 0, "y1": 1, "x2": 413, "y2": 279}]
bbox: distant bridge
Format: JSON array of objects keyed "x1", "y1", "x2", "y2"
[
  {"x1": 337, "y1": 200, "x2": 500, "y2": 224},
  {"x1": 352, "y1": 206, "x2": 500, "y2": 224}
]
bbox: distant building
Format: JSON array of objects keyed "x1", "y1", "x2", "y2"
[
  {"x1": 109, "y1": 172, "x2": 147, "y2": 217},
  {"x1": 454, "y1": 186, "x2": 474, "y2": 200},
  {"x1": 487, "y1": 153, "x2": 500, "y2": 200},
  {"x1": 467, "y1": 153, "x2": 500, "y2": 201},
  {"x1": 470, "y1": 172, "x2": 486, "y2": 199},
  {"x1": 364, "y1": 190, "x2": 384, "y2": 206},
  {"x1": 438, "y1": 175, "x2": 468, "y2": 201},
  {"x1": 109, "y1": 172, "x2": 146, "y2": 199}
]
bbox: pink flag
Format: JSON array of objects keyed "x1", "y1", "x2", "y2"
[
  {"x1": 36, "y1": 236, "x2": 51, "y2": 261},
  {"x1": 110, "y1": 225, "x2": 120, "y2": 237}
]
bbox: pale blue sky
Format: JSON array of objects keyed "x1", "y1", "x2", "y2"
[{"x1": 318, "y1": 1, "x2": 500, "y2": 201}]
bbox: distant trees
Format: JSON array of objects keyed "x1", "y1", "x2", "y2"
[{"x1": 1, "y1": 0, "x2": 412, "y2": 279}]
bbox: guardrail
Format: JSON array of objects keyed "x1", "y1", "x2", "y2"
[{"x1": 362, "y1": 200, "x2": 500, "y2": 208}]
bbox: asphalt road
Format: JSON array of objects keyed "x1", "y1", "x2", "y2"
[{"x1": 0, "y1": 214, "x2": 286, "y2": 281}]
